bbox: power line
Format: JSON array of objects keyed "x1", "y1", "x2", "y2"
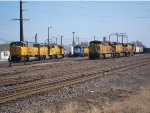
[
  {"x1": 27, "y1": 9, "x2": 150, "y2": 19},
  {"x1": 0, "y1": 20, "x2": 13, "y2": 27},
  {"x1": 0, "y1": 20, "x2": 18, "y2": 30},
  {"x1": 0, "y1": 37, "x2": 10, "y2": 43},
  {"x1": 28, "y1": 2, "x2": 150, "y2": 12}
]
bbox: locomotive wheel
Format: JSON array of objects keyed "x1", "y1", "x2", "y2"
[
  {"x1": 112, "y1": 53, "x2": 115, "y2": 58},
  {"x1": 89, "y1": 55, "x2": 93, "y2": 60},
  {"x1": 126, "y1": 53, "x2": 130, "y2": 57},
  {"x1": 116, "y1": 53, "x2": 120, "y2": 58},
  {"x1": 49, "y1": 55, "x2": 52, "y2": 60},
  {"x1": 43, "y1": 56, "x2": 46, "y2": 60},
  {"x1": 103, "y1": 54, "x2": 105, "y2": 59},
  {"x1": 99, "y1": 54, "x2": 103, "y2": 59}
]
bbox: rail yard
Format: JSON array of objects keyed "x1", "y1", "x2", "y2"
[
  {"x1": 0, "y1": 1, "x2": 150, "y2": 113},
  {"x1": 0, "y1": 54, "x2": 150, "y2": 113}
]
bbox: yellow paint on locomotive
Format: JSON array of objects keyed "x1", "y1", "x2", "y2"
[
  {"x1": 126, "y1": 44, "x2": 136, "y2": 53},
  {"x1": 49, "y1": 45, "x2": 61, "y2": 55},
  {"x1": 89, "y1": 43, "x2": 113, "y2": 54},
  {"x1": 10, "y1": 46, "x2": 28, "y2": 56},
  {"x1": 60, "y1": 47, "x2": 64, "y2": 55},
  {"x1": 101, "y1": 44, "x2": 114, "y2": 54},
  {"x1": 84, "y1": 47, "x2": 89, "y2": 54},
  {"x1": 39, "y1": 47, "x2": 48, "y2": 55},
  {"x1": 10, "y1": 41, "x2": 65, "y2": 63},
  {"x1": 115, "y1": 44, "x2": 125, "y2": 53},
  {"x1": 27, "y1": 46, "x2": 38, "y2": 56}
]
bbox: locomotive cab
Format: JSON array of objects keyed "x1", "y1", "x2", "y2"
[
  {"x1": 10, "y1": 41, "x2": 26, "y2": 47},
  {"x1": 73, "y1": 45, "x2": 84, "y2": 57},
  {"x1": 10, "y1": 41, "x2": 27, "y2": 62},
  {"x1": 89, "y1": 40, "x2": 102, "y2": 59}
]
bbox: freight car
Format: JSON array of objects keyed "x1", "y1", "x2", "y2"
[
  {"x1": 143, "y1": 48, "x2": 150, "y2": 53},
  {"x1": 136, "y1": 46, "x2": 144, "y2": 54},
  {"x1": 89, "y1": 40, "x2": 135, "y2": 59},
  {"x1": 9, "y1": 41, "x2": 64, "y2": 63}
]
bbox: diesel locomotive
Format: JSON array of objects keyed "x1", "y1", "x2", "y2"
[
  {"x1": 73, "y1": 45, "x2": 89, "y2": 57},
  {"x1": 9, "y1": 41, "x2": 64, "y2": 62},
  {"x1": 89, "y1": 40, "x2": 135, "y2": 59}
]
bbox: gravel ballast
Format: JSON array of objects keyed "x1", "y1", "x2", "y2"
[{"x1": 0, "y1": 54, "x2": 150, "y2": 113}]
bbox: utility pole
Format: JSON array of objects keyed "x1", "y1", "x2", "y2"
[
  {"x1": 116, "y1": 33, "x2": 119, "y2": 42},
  {"x1": 103, "y1": 37, "x2": 106, "y2": 42},
  {"x1": 126, "y1": 36, "x2": 128, "y2": 43},
  {"x1": 56, "y1": 37, "x2": 57, "y2": 44},
  {"x1": 20, "y1": 0, "x2": 23, "y2": 42},
  {"x1": 48, "y1": 27, "x2": 49, "y2": 45},
  {"x1": 94, "y1": 35, "x2": 95, "y2": 41},
  {"x1": 13, "y1": 0, "x2": 29, "y2": 42},
  {"x1": 35, "y1": 33, "x2": 37, "y2": 43},
  {"x1": 72, "y1": 32, "x2": 75, "y2": 46},
  {"x1": 61, "y1": 35, "x2": 63, "y2": 46},
  {"x1": 48, "y1": 26, "x2": 52, "y2": 45},
  {"x1": 122, "y1": 33, "x2": 124, "y2": 43},
  {"x1": 78, "y1": 36, "x2": 79, "y2": 44}
]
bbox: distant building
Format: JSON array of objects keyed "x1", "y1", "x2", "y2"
[{"x1": 0, "y1": 44, "x2": 10, "y2": 60}]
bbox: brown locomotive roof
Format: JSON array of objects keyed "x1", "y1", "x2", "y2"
[{"x1": 0, "y1": 44, "x2": 9, "y2": 52}]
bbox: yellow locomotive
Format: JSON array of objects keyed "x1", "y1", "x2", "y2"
[
  {"x1": 9, "y1": 41, "x2": 64, "y2": 62},
  {"x1": 89, "y1": 40, "x2": 135, "y2": 59},
  {"x1": 83, "y1": 47, "x2": 89, "y2": 56}
]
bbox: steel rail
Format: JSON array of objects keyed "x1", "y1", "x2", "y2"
[
  {"x1": 0, "y1": 63, "x2": 97, "y2": 87},
  {"x1": 0, "y1": 58, "x2": 149, "y2": 92},
  {"x1": 0, "y1": 60, "x2": 73, "y2": 77},
  {"x1": 0, "y1": 55, "x2": 148, "y2": 77},
  {"x1": 0, "y1": 59, "x2": 150, "y2": 105}
]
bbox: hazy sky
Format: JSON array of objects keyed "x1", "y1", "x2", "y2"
[{"x1": 0, "y1": 1, "x2": 150, "y2": 47}]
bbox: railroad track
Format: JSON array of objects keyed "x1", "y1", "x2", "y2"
[
  {"x1": 0, "y1": 57, "x2": 149, "y2": 88},
  {"x1": 0, "y1": 60, "x2": 74, "y2": 77},
  {"x1": 0, "y1": 59, "x2": 150, "y2": 105},
  {"x1": 0, "y1": 55, "x2": 149, "y2": 77},
  {"x1": 0, "y1": 57, "x2": 86, "y2": 69}
]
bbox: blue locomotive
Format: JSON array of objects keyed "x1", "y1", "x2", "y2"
[{"x1": 73, "y1": 45, "x2": 84, "y2": 57}]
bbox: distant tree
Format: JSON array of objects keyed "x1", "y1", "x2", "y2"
[
  {"x1": 132, "y1": 40, "x2": 145, "y2": 47},
  {"x1": 79, "y1": 41, "x2": 89, "y2": 47}
]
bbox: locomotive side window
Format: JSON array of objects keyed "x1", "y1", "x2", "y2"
[
  {"x1": 10, "y1": 42, "x2": 26, "y2": 47},
  {"x1": 90, "y1": 41, "x2": 101, "y2": 45}
]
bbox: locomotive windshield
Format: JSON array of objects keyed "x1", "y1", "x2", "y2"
[
  {"x1": 90, "y1": 41, "x2": 101, "y2": 45},
  {"x1": 10, "y1": 41, "x2": 26, "y2": 47}
]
